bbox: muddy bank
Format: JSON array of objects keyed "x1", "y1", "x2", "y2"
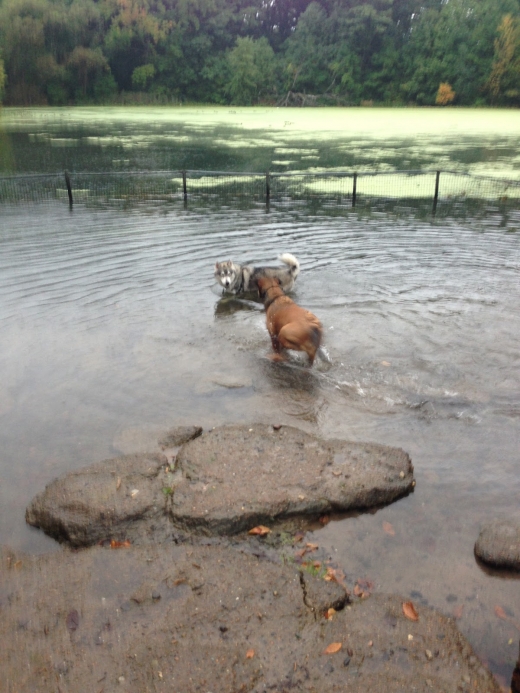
[
  {"x1": 11, "y1": 423, "x2": 501, "y2": 691},
  {"x1": 0, "y1": 543, "x2": 500, "y2": 693},
  {"x1": 26, "y1": 424, "x2": 414, "y2": 547}
]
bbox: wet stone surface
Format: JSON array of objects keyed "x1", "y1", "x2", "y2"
[
  {"x1": 475, "y1": 519, "x2": 520, "y2": 571},
  {"x1": 0, "y1": 543, "x2": 501, "y2": 693},
  {"x1": 26, "y1": 424, "x2": 414, "y2": 546}
]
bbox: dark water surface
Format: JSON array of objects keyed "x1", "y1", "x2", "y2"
[{"x1": 1, "y1": 200, "x2": 519, "y2": 684}]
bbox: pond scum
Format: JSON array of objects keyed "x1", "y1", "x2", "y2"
[{"x1": 1, "y1": 169, "x2": 520, "y2": 217}]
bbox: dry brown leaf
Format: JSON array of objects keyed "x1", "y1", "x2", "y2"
[
  {"x1": 495, "y1": 605, "x2": 508, "y2": 620},
  {"x1": 248, "y1": 525, "x2": 271, "y2": 536},
  {"x1": 323, "y1": 642, "x2": 342, "y2": 655},
  {"x1": 306, "y1": 543, "x2": 319, "y2": 551},
  {"x1": 110, "y1": 539, "x2": 131, "y2": 549},
  {"x1": 246, "y1": 649, "x2": 255, "y2": 659},
  {"x1": 325, "y1": 608, "x2": 336, "y2": 620},
  {"x1": 402, "y1": 601, "x2": 419, "y2": 621},
  {"x1": 324, "y1": 566, "x2": 348, "y2": 590},
  {"x1": 318, "y1": 515, "x2": 330, "y2": 525},
  {"x1": 383, "y1": 521, "x2": 395, "y2": 536}
]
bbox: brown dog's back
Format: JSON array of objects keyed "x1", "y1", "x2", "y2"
[{"x1": 257, "y1": 277, "x2": 322, "y2": 365}]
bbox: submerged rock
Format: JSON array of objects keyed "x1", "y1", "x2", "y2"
[
  {"x1": 475, "y1": 519, "x2": 520, "y2": 570},
  {"x1": 26, "y1": 424, "x2": 414, "y2": 547},
  {"x1": 0, "y1": 543, "x2": 500, "y2": 693}
]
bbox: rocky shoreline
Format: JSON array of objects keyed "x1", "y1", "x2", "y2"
[{"x1": 1, "y1": 423, "x2": 508, "y2": 692}]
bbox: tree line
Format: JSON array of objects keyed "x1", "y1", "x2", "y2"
[{"x1": 0, "y1": 0, "x2": 519, "y2": 107}]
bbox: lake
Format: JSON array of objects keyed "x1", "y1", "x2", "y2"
[{"x1": 1, "y1": 107, "x2": 520, "y2": 687}]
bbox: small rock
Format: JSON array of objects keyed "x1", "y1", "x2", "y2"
[{"x1": 475, "y1": 519, "x2": 520, "y2": 571}]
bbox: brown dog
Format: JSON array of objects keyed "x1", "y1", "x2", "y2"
[{"x1": 256, "y1": 276, "x2": 323, "y2": 365}]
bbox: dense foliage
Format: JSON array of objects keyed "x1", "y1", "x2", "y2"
[{"x1": 0, "y1": 0, "x2": 519, "y2": 106}]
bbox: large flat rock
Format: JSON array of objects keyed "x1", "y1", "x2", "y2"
[
  {"x1": 26, "y1": 424, "x2": 414, "y2": 547},
  {"x1": 173, "y1": 424, "x2": 414, "y2": 534},
  {"x1": 0, "y1": 543, "x2": 500, "y2": 693}
]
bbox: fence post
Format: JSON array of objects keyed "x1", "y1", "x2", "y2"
[
  {"x1": 64, "y1": 171, "x2": 73, "y2": 208},
  {"x1": 432, "y1": 170, "x2": 440, "y2": 215},
  {"x1": 266, "y1": 171, "x2": 270, "y2": 204},
  {"x1": 182, "y1": 170, "x2": 187, "y2": 201},
  {"x1": 352, "y1": 172, "x2": 357, "y2": 208}
]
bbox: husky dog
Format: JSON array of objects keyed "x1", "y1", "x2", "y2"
[{"x1": 214, "y1": 253, "x2": 300, "y2": 295}]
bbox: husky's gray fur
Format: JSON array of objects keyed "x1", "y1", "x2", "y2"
[{"x1": 214, "y1": 253, "x2": 300, "y2": 294}]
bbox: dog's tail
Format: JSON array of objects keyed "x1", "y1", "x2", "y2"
[{"x1": 278, "y1": 253, "x2": 300, "y2": 277}]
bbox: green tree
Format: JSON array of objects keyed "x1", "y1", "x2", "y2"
[
  {"x1": 67, "y1": 46, "x2": 110, "y2": 99},
  {"x1": 402, "y1": 0, "x2": 520, "y2": 105},
  {"x1": 283, "y1": 3, "x2": 333, "y2": 94},
  {"x1": 0, "y1": 57, "x2": 6, "y2": 103},
  {"x1": 487, "y1": 13, "x2": 520, "y2": 104},
  {"x1": 226, "y1": 36, "x2": 277, "y2": 105},
  {"x1": 102, "y1": 0, "x2": 172, "y2": 91}
]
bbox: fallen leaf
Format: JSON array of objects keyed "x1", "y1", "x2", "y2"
[
  {"x1": 495, "y1": 605, "x2": 508, "y2": 621},
  {"x1": 66, "y1": 609, "x2": 79, "y2": 632},
  {"x1": 110, "y1": 539, "x2": 131, "y2": 548},
  {"x1": 324, "y1": 566, "x2": 348, "y2": 589},
  {"x1": 323, "y1": 642, "x2": 342, "y2": 655},
  {"x1": 295, "y1": 543, "x2": 318, "y2": 559},
  {"x1": 246, "y1": 649, "x2": 255, "y2": 659},
  {"x1": 403, "y1": 601, "x2": 419, "y2": 621},
  {"x1": 383, "y1": 521, "x2": 395, "y2": 536},
  {"x1": 453, "y1": 604, "x2": 464, "y2": 619},
  {"x1": 293, "y1": 532, "x2": 305, "y2": 543},
  {"x1": 248, "y1": 525, "x2": 271, "y2": 536},
  {"x1": 318, "y1": 515, "x2": 330, "y2": 525},
  {"x1": 325, "y1": 608, "x2": 336, "y2": 620}
]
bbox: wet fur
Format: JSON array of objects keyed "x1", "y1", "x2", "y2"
[
  {"x1": 214, "y1": 253, "x2": 300, "y2": 295},
  {"x1": 257, "y1": 276, "x2": 322, "y2": 366}
]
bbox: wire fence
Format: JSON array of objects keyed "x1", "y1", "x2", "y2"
[{"x1": 1, "y1": 169, "x2": 520, "y2": 215}]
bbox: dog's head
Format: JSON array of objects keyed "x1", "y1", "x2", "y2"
[
  {"x1": 214, "y1": 260, "x2": 238, "y2": 290},
  {"x1": 256, "y1": 276, "x2": 282, "y2": 299}
]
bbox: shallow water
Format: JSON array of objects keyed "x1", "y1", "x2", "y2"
[{"x1": 1, "y1": 200, "x2": 519, "y2": 684}]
